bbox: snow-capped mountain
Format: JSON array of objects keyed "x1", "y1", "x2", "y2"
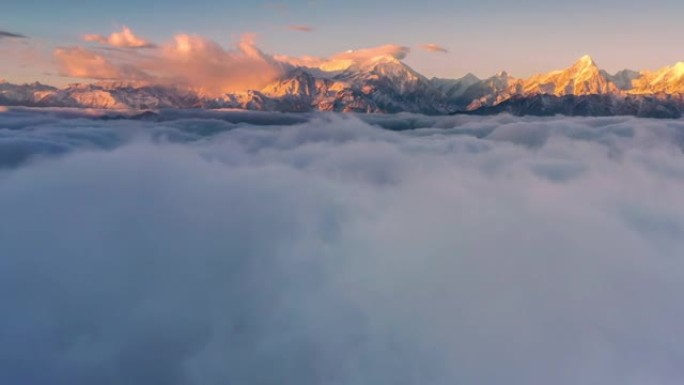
[
  {"x1": 602, "y1": 69, "x2": 640, "y2": 90},
  {"x1": 466, "y1": 93, "x2": 684, "y2": 119},
  {"x1": 0, "y1": 82, "x2": 57, "y2": 106},
  {"x1": 631, "y1": 62, "x2": 684, "y2": 94},
  {"x1": 48, "y1": 82, "x2": 201, "y2": 109},
  {"x1": 213, "y1": 54, "x2": 451, "y2": 113},
  {"x1": 6, "y1": 55, "x2": 684, "y2": 118},
  {"x1": 431, "y1": 73, "x2": 480, "y2": 100},
  {"x1": 513, "y1": 55, "x2": 618, "y2": 97},
  {"x1": 460, "y1": 71, "x2": 521, "y2": 109}
]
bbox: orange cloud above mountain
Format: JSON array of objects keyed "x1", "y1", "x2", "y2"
[
  {"x1": 54, "y1": 47, "x2": 150, "y2": 80},
  {"x1": 57, "y1": 29, "x2": 290, "y2": 96},
  {"x1": 56, "y1": 27, "x2": 414, "y2": 96},
  {"x1": 84, "y1": 27, "x2": 155, "y2": 48}
]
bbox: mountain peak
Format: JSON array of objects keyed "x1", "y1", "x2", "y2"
[
  {"x1": 461, "y1": 73, "x2": 480, "y2": 82},
  {"x1": 574, "y1": 55, "x2": 597, "y2": 68},
  {"x1": 517, "y1": 54, "x2": 616, "y2": 96},
  {"x1": 672, "y1": 62, "x2": 684, "y2": 76}
]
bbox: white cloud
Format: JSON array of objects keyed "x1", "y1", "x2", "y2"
[{"x1": 1, "y1": 110, "x2": 684, "y2": 384}]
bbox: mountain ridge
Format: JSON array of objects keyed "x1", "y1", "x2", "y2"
[{"x1": 5, "y1": 55, "x2": 684, "y2": 118}]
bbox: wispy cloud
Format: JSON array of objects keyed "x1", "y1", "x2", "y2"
[
  {"x1": 288, "y1": 25, "x2": 314, "y2": 32},
  {"x1": 420, "y1": 43, "x2": 448, "y2": 53},
  {"x1": 84, "y1": 26, "x2": 155, "y2": 49},
  {"x1": 0, "y1": 30, "x2": 28, "y2": 39}
]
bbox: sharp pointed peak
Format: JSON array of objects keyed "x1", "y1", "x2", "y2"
[{"x1": 574, "y1": 54, "x2": 597, "y2": 67}]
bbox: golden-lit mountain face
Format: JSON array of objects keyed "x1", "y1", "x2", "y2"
[
  {"x1": 7, "y1": 53, "x2": 684, "y2": 117},
  {"x1": 513, "y1": 55, "x2": 618, "y2": 96},
  {"x1": 630, "y1": 62, "x2": 684, "y2": 94},
  {"x1": 486, "y1": 56, "x2": 684, "y2": 102}
]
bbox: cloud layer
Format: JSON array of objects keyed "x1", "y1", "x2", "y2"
[{"x1": 2, "y1": 110, "x2": 684, "y2": 384}]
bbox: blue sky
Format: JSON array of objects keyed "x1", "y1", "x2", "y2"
[{"x1": 3, "y1": 0, "x2": 684, "y2": 84}]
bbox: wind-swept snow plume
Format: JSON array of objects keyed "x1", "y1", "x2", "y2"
[{"x1": 1, "y1": 110, "x2": 684, "y2": 385}]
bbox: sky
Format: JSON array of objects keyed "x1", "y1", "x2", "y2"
[{"x1": 3, "y1": 0, "x2": 684, "y2": 85}]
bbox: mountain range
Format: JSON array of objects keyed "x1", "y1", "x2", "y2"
[{"x1": 5, "y1": 55, "x2": 684, "y2": 118}]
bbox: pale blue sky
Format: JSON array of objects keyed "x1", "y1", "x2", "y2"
[{"x1": 3, "y1": 0, "x2": 684, "y2": 84}]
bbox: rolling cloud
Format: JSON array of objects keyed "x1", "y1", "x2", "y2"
[{"x1": 1, "y1": 109, "x2": 684, "y2": 384}]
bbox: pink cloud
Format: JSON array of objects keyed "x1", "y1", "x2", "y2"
[
  {"x1": 420, "y1": 43, "x2": 448, "y2": 53},
  {"x1": 56, "y1": 28, "x2": 414, "y2": 95},
  {"x1": 288, "y1": 25, "x2": 314, "y2": 32},
  {"x1": 54, "y1": 47, "x2": 151, "y2": 80},
  {"x1": 156, "y1": 34, "x2": 289, "y2": 95},
  {"x1": 56, "y1": 33, "x2": 290, "y2": 96},
  {"x1": 84, "y1": 27, "x2": 155, "y2": 49}
]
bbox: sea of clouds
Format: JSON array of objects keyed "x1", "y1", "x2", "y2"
[{"x1": 1, "y1": 108, "x2": 684, "y2": 385}]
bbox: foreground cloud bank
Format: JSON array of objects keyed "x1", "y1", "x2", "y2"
[{"x1": 1, "y1": 110, "x2": 684, "y2": 385}]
